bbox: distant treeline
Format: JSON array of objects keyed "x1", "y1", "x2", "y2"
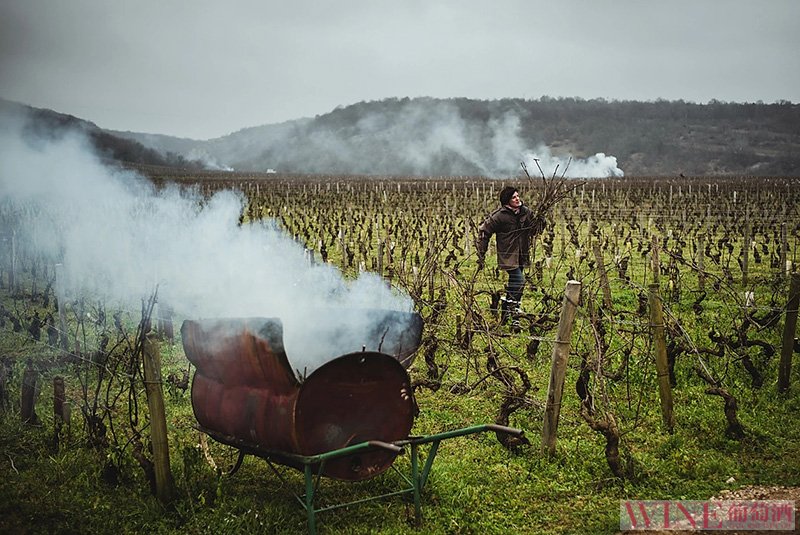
[
  {"x1": 0, "y1": 99, "x2": 204, "y2": 170},
  {"x1": 289, "y1": 96, "x2": 800, "y2": 176},
  {"x1": 4, "y1": 96, "x2": 799, "y2": 176}
]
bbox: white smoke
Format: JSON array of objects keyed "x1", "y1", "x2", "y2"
[
  {"x1": 382, "y1": 102, "x2": 487, "y2": 175},
  {"x1": 520, "y1": 145, "x2": 624, "y2": 179},
  {"x1": 290, "y1": 102, "x2": 624, "y2": 178},
  {"x1": 0, "y1": 110, "x2": 413, "y2": 375},
  {"x1": 488, "y1": 111, "x2": 527, "y2": 172},
  {"x1": 486, "y1": 111, "x2": 624, "y2": 178},
  {"x1": 186, "y1": 147, "x2": 233, "y2": 171}
]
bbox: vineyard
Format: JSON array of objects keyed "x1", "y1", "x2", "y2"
[{"x1": 1, "y1": 170, "x2": 799, "y2": 534}]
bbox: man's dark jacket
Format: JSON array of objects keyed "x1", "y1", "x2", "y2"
[{"x1": 477, "y1": 205, "x2": 543, "y2": 270}]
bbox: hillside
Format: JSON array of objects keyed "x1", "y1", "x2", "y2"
[
  {"x1": 5, "y1": 97, "x2": 800, "y2": 177},
  {"x1": 0, "y1": 99, "x2": 202, "y2": 170},
  {"x1": 113, "y1": 97, "x2": 800, "y2": 177}
]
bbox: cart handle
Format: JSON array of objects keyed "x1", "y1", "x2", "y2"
[
  {"x1": 396, "y1": 423, "x2": 525, "y2": 446},
  {"x1": 485, "y1": 424, "x2": 525, "y2": 436},
  {"x1": 367, "y1": 440, "x2": 403, "y2": 454}
]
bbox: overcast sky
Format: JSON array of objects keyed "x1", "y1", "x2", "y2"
[{"x1": 1, "y1": 1, "x2": 798, "y2": 140}]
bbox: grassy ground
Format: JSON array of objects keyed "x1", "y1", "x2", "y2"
[
  {"x1": 1, "y1": 319, "x2": 799, "y2": 534},
  {"x1": 1, "y1": 175, "x2": 799, "y2": 534}
]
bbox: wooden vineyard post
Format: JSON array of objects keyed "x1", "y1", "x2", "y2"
[
  {"x1": 0, "y1": 362, "x2": 7, "y2": 414},
  {"x1": 592, "y1": 243, "x2": 613, "y2": 311},
  {"x1": 542, "y1": 280, "x2": 581, "y2": 456},
  {"x1": 31, "y1": 261, "x2": 37, "y2": 299},
  {"x1": 21, "y1": 360, "x2": 38, "y2": 424},
  {"x1": 778, "y1": 273, "x2": 800, "y2": 393},
  {"x1": 377, "y1": 240, "x2": 384, "y2": 277},
  {"x1": 780, "y1": 223, "x2": 788, "y2": 277},
  {"x1": 156, "y1": 302, "x2": 174, "y2": 344},
  {"x1": 651, "y1": 235, "x2": 661, "y2": 284},
  {"x1": 55, "y1": 264, "x2": 69, "y2": 354},
  {"x1": 649, "y1": 283, "x2": 675, "y2": 432},
  {"x1": 697, "y1": 234, "x2": 706, "y2": 292},
  {"x1": 9, "y1": 230, "x2": 16, "y2": 293},
  {"x1": 427, "y1": 223, "x2": 435, "y2": 302},
  {"x1": 142, "y1": 335, "x2": 175, "y2": 504},
  {"x1": 464, "y1": 219, "x2": 471, "y2": 259},
  {"x1": 742, "y1": 220, "x2": 751, "y2": 286},
  {"x1": 53, "y1": 376, "x2": 65, "y2": 449},
  {"x1": 338, "y1": 228, "x2": 346, "y2": 270}
]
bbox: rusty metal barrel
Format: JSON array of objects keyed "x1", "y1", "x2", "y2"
[{"x1": 182, "y1": 311, "x2": 422, "y2": 481}]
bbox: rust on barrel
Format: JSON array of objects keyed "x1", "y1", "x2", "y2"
[{"x1": 182, "y1": 310, "x2": 422, "y2": 481}]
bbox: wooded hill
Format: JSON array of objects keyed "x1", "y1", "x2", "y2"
[
  {"x1": 0, "y1": 99, "x2": 203, "y2": 170},
  {"x1": 4, "y1": 96, "x2": 800, "y2": 177},
  {"x1": 111, "y1": 96, "x2": 800, "y2": 177}
]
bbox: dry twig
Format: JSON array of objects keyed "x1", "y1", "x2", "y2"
[{"x1": 520, "y1": 159, "x2": 584, "y2": 223}]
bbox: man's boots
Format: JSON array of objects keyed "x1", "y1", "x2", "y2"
[{"x1": 500, "y1": 296, "x2": 521, "y2": 326}]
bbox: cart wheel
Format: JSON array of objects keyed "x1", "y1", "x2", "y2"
[{"x1": 198, "y1": 431, "x2": 245, "y2": 475}]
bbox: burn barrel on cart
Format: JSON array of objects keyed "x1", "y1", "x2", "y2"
[{"x1": 181, "y1": 311, "x2": 422, "y2": 481}]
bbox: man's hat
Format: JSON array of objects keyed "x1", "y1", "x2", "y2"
[{"x1": 499, "y1": 186, "x2": 518, "y2": 206}]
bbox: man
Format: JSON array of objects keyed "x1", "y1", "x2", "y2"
[{"x1": 476, "y1": 186, "x2": 545, "y2": 323}]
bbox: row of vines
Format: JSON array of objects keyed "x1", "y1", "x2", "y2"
[
  {"x1": 1, "y1": 172, "x2": 799, "y2": 517},
  {"x1": 173, "y1": 173, "x2": 800, "y2": 474}
]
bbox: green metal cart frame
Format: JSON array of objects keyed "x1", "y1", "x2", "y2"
[{"x1": 198, "y1": 423, "x2": 523, "y2": 534}]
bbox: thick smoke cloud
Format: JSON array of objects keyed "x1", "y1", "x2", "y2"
[
  {"x1": 0, "y1": 110, "x2": 413, "y2": 375},
  {"x1": 225, "y1": 100, "x2": 624, "y2": 178},
  {"x1": 521, "y1": 146, "x2": 624, "y2": 179},
  {"x1": 490, "y1": 111, "x2": 624, "y2": 178}
]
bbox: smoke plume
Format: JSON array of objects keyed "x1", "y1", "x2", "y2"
[
  {"x1": 521, "y1": 145, "x2": 624, "y2": 179},
  {"x1": 0, "y1": 109, "x2": 414, "y2": 375},
  {"x1": 222, "y1": 100, "x2": 624, "y2": 178},
  {"x1": 489, "y1": 111, "x2": 624, "y2": 178}
]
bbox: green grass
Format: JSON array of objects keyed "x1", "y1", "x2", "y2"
[
  {"x1": 1, "y1": 175, "x2": 799, "y2": 534},
  {"x1": 2, "y1": 339, "x2": 798, "y2": 534}
]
